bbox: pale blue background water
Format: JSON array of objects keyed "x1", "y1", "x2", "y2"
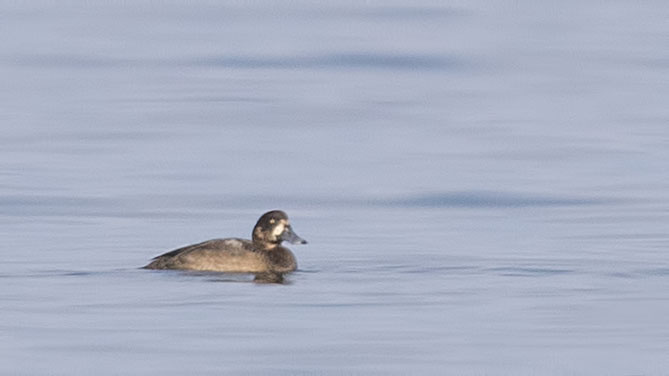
[{"x1": 1, "y1": 1, "x2": 668, "y2": 374}]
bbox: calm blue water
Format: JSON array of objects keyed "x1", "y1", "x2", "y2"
[{"x1": 1, "y1": 1, "x2": 669, "y2": 374}]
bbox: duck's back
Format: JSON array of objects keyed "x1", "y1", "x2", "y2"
[{"x1": 144, "y1": 238, "x2": 296, "y2": 273}]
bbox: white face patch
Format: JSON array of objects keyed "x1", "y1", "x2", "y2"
[{"x1": 272, "y1": 223, "x2": 286, "y2": 237}]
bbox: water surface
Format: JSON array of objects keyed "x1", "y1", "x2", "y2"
[{"x1": 1, "y1": 1, "x2": 668, "y2": 374}]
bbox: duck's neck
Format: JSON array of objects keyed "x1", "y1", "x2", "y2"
[{"x1": 253, "y1": 240, "x2": 278, "y2": 250}]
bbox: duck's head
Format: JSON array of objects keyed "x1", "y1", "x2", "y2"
[{"x1": 252, "y1": 210, "x2": 307, "y2": 248}]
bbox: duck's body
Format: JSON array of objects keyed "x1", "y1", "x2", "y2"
[
  {"x1": 144, "y1": 238, "x2": 297, "y2": 273},
  {"x1": 144, "y1": 211, "x2": 306, "y2": 273}
]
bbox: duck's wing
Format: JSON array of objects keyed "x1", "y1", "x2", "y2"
[
  {"x1": 152, "y1": 238, "x2": 254, "y2": 258},
  {"x1": 150, "y1": 239, "x2": 222, "y2": 260},
  {"x1": 144, "y1": 238, "x2": 260, "y2": 271}
]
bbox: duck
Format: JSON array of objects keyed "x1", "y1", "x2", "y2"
[{"x1": 143, "y1": 210, "x2": 307, "y2": 273}]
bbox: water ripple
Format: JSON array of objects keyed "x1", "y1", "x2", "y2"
[
  {"x1": 383, "y1": 191, "x2": 609, "y2": 208},
  {"x1": 0, "y1": 190, "x2": 614, "y2": 218},
  {"x1": 486, "y1": 267, "x2": 574, "y2": 277},
  {"x1": 7, "y1": 52, "x2": 464, "y2": 71},
  {"x1": 196, "y1": 53, "x2": 463, "y2": 71}
]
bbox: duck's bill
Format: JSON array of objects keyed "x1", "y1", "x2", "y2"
[{"x1": 280, "y1": 226, "x2": 308, "y2": 245}]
